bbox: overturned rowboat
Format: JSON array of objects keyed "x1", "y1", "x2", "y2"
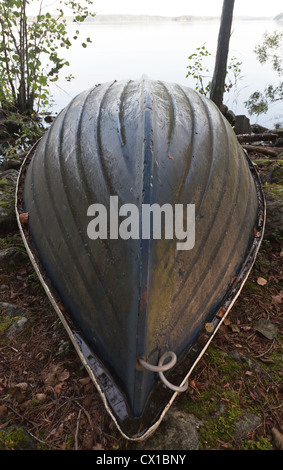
[{"x1": 16, "y1": 78, "x2": 265, "y2": 440}]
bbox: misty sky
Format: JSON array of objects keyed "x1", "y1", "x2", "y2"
[
  {"x1": 27, "y1": 1, "x2": 283, "y2": 18},
  {"x1": 93, "y1": 0, "x2": 282, "y2": 18}
]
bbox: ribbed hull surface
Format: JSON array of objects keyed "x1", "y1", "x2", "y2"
[{"x1": 20, "y1": 78, "x2": 264, "y2": 439}]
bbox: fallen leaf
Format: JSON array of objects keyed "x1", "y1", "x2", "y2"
[
  {"x1": 257, "y1": 277, "x2": 267, "y2": 286},
  {"x1": 16, "y1": 382, "x2": 28, "y2": 391},
  {"x1": 18, "y1": 267, "x2": 27, "y2": 275},
  {"x1": 58, "y1": 369, "x2": 70, "y2": 382},
  {"x1": 272, "y1": 428, "x2": 283, "y2": 450},
  {"x1": 35, "y1": 393, "x2": 47, "y2": 402},
  {"x1": 242, "y1": 325, "x2": 251, "y2": 331},
  {"x1": 205, "y1": 322, "x2": 214, "y2": 333},
  {"x1": 19, "y1": 212, "x2": 29, "y2": 225},
  {"x1": 216, "y1": 307, "x2": 227, "y2": 318},
  {"x1": 272, "y1": 294, "x2": 282, "y2": 304},
  {"x1": 0, "y1": 405, "x2": 7, "y2": 417},
  {"x1": 168, "y1": 154, "x2": 174, "y2": 160},
  {"x1": 0, "y1": 422, "x2": 9, "y2": 429},
  {"x1": 54, "y1": 383, "x2": 63, "y2": 394},
  {"x1": 43, "y1": 372, "x2": 56, "y2": 386},
  {"x1": 57, "y1": 300, "x2": 65, "y2": 312},
  {"x1": 93, "y1": 443, "x2": 104, "y2": 450},
  {"x1": 79, "y1": 377, "x2": 90, "y2": 385},
  {"x1": 229, "y1": 323, "x2": 240, "y2": 333},
  {"x1": 254, "y1": 227, "x2": 261, "y2": 238},
  {"x1": 189, "y1": 379, "x2": 196, "y2": 388}
]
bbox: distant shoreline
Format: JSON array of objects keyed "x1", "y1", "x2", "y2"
[
  {"x1": 91, "y1": 14, "x2": 276, "y2": 23},
  {"x1": 27, "y1": 14, "x2": 281, "y2": 24}
]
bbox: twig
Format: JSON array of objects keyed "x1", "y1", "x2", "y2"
[
  {"x1": 237, "y1": 133, "x2": 278, "y2": 143},
  {"x1": 75, "y1": 409, "x2": 82, "y2": 450},
  {"x1": 255, "y1": 338, "x2": 276, "y2": 358},
  {"x1": 241, "y1": 144, "x2": 278, "y2": 157},
  {"x1": 74, "y1": 400, "x2": 94, "y2": 432},
  {"x1": 27, "y1": 429, "x2": 52, "y2": 449}
]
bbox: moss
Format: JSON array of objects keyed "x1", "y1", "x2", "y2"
[
  {"x1": 242, "y1": 280, "x2": 262, "y2": 294},
  {"x1": 0, "y1": 201, "x2": 11, "y2": 208},
  {"x1": 182, "y1": 391, "x2": 218, "y2": 419},
  {"x1": 199, "y1": 404, "x2": 243, "y2": 450},
  {"x1": 241, "y1": 437, "x2": 273, "y2": 450},
  {"x1": 0, "y1": 316, "x2": 14, "y2": 335},
  {"x1": 0, "y1": 315, "x2": 23, "y2": 346},
  {"x1": 66, "y1": 435, "x2": 74, "y2": 450},
  {"x1": 261, "y1": 337, "x2": 283, "y2": 382},
  {"x1": 203, "y1": 347, "x2": 242, "y2": 381},
  {"x1": 0, "y1": 233, "x2": 23, "y2": 250},
  {"x1": 0, "y1": 426, "x2": 32, "y2": 450},
  {"x1": 263, "y1": 182, "x2": 283, "y2": 200}
]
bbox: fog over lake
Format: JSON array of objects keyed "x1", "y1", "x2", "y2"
[{"x1": 50, "y1": 17, "x2": 283, "y2": 128}]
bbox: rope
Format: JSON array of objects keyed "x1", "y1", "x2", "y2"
[{"x1": 139, "y1": 351, "x2": 188, "y2": 392}]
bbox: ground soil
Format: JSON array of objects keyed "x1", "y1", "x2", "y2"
[{"x1": 0, "y1": 146, "x2": 282, "y2": 451}]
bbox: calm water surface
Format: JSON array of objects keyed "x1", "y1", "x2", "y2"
[{"x1": 50, "y1": 19, "x2": 283, "y2": 128}]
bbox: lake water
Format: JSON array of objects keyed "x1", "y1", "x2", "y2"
[{"x1": 50, "y1": 19, "x2": 283, "y2": 128}]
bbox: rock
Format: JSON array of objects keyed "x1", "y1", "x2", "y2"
[
  {"x1": 0, "y1": 169, "x2": 18, "y2": 231},
  {"x1": 263, "y1": 189, "x2": 283, "y2": 238},
  {"x1": 234, "y1": 115, "x2": 251, "y2": 135},
  {"x1": 136, "y1": 408, "x2": 203, "y2": 450},
  {"x1": 0, "y1": 247, "x2": 27, "y2": 267},
  {"x1": 1, "y1": 158, "x2": 22, "y2": 170},
  {"x1": 233, "y1": 413, "x2": 262, "y2": 440},
  {"x1": 226, "y1": 109, "x2": 236, "y2": 126},
  {"x1": 222, "y1": 105, "x2": 235, "y2": 126},
  {"x1": 3, "y1": 119, "x2": 23, "y2": 135},
  {"x1": 228, "y1": 351, "x2": 271, "y2": 378},
  {"x1": 0, "y1": 425, "x2": 36, "y2": 450},
  {"x1": 262, "y1": 163, "x2": 283, "y2": 185},
  {"x1": 0, "y1": 302, "x2": 27, "y2": 317},
  {"x1": 268, "y1": 127, "x2": 283, "y2": 137},
  {"x1": 0, "y1": 128, "x2": 10, "y2": 141},
  {"x1": 253, "y1": 318, "x2": 279, "y2": 340},
  {"x1": 5, "y1": 316, "x2": 28, "y2": 338},
  {"x1": 251, "y1": 124, "x2": 268, "y2": 134}
]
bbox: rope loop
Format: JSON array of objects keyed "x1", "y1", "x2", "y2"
[{"x1": 139, "y1": 351, "x2": 188, "y2": 393}]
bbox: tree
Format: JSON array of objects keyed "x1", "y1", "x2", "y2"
[
  {"x1": 0, "y1": 0, "x2": 96, "y2": 115},
  {"x1": 245, "y1": 30, "x2": 283, "y2": 117},
  {"x1": 186, "y1": 43, "x2": 242, "y2": 100},
  {"x1": 210, "y1": 0, "x2": 235, "y2": 111}
]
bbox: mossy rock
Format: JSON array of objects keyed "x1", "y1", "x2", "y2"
[
  {"x1": 0, "y1": 169, "x2": 18, "y2": 232},
  {"x1": 0, "y1": 127, "x2": 10, "y2": 141},
  {"x1": 0, "y1": 425, "x2": 36, "y2": 450},
  {"x1": 3, "y1": 119, "x2": 24, "y2": 135},
  {"x1": 263, "y1": 183, "x2": 283, "y2": 239},
  {"x1": 262, "y1": 160, "x2": 283, "y2": 185},
  {"x1": 136, "y1": 409, "x2": 203, "y2": 450}
]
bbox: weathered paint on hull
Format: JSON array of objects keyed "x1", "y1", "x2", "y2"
[{"x1": 16, "y1": 78, "x2": 265, "y2": 440}]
